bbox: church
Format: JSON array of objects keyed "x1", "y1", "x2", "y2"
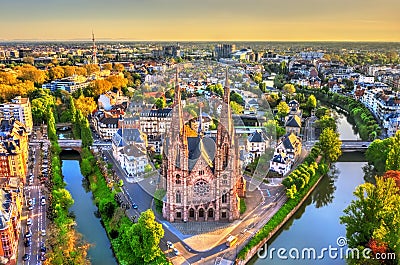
[{"x1": 162, "y1": 71, "x2": 246, "y2": 222}]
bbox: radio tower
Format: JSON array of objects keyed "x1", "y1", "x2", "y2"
[{"x1": 92, "y1": 31, "x2": 98, "y2": 65}]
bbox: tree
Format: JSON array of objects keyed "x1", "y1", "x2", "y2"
[
  {"x1": 316, "y1": 115, "x2": 337, "y2": 131},
  {"x1": 102, "y1": 63, "x2": 113, "y2": 71},
  {"x1": 283, "y1": 83, "x2": 296, "y2": 94},
  {"x1": 106, "y1": 75, "x2": 128, "y2": 89},
  {"x1": 154, "y1": 98, "x2": 166, "y2": 109},
  {"x1": 48, "y1": 66, "x2": 65, "y2": 81},
  {"x1": 366, "y1": 138, "x2": 392, "y2": 173},
  {"x1": 80, "y1": 158, "x2": 92, "y2": 177},
  {"x1": 84, "y1": 64, "x2": 100, "y2": 75},
  {"x1": 340, "y1": 177, "x2": 400, "y2": 263},
  {"x1": 383, "y1": 170, "x2": 400, "y2": 189},
  {"x1": 230, "y1": 101, "x2": 244, "y2": 114},
  {"x1": 74, "y1": 96, "x2": 97, "y2": 117},
  {"x1": 306, "y1": 95, "x2": 317, "y2": 110},
  {"x1": 230, "y1": 92, "x2": 244, "y2": 105},
  {"x1": 386, "y1": 131, "x2": 400, "y2": 171},
  {"x1": 121, "y1": 210, "x2": 164, "y2": 264},
  {"x1": 87, "y1": 79, "x2": 112, "y2": 97},
  {"x1": 318, "y1": 128, "x2": 342, "y2": 163},
  {"x1": 276, "y1": 101, "x2": 289, "y2": 119},
  {"x1": 16, "y1": 65, "x2": 46, "y2": 86},
  {"x1": 113, "y1": 63, "x2": 125, "y2": 72}
]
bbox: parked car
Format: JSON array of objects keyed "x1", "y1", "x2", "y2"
[
  {"x1": 41, "y1": 229, "x2": 46, "y2": 236},
  {"x1": 166, "y1": 241, "x2": 174, "y2": 249},
  {"x1": 27, "y1": 218, "x2": 32, "y2": 226},
  {"x1": 25, "y1": 230, "x2": 32, "y2": 238},
  {"x1": 22, "y1": 254, "x2": 30, "y2": 261},
  {"x1": 24, "y1": 239, "x2": 31, "y2": 247},
  {"x1": 132, "y1": 203, "x2": 138, "y2": 209}
]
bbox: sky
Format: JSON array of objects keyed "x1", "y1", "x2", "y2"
[{"x1": 0, "y1": 0, "x2": 399, "y2": 41}]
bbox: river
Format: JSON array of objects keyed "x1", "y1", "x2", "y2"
[
  {"x1": 250, "y1": 112, "x2": 366, "y2": 264},
  {"x1": 61, "y1": 155, "x2": 117, "y2": 265}
]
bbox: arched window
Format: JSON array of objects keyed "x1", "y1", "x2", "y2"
[
  {"x1": 175, "y1": 174, "x2": 181, "y2": 184},
  {"x1": 222, "y1": 191, "x2": 228, "y2": 204},
  {"x1": 176, "y1": 191, "x2": 181, "y2": 203},
  {"x1": 189, "y1": 208, "x2": 195, "y2": 218},
  {"x1": 222, "y1": 174, "x2": 228, "y2": 185}
]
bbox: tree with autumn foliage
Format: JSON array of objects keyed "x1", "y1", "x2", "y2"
[
  {"x1": 383, "y1": 170, "x2": 400, "y2": 189},
  {"x1": 74, "y1": 96, "x2": 97, "y2": 117}
]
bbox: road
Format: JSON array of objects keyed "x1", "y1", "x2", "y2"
[{"x1": 19, "y1": 126, "x2": 49, "y2": 264}]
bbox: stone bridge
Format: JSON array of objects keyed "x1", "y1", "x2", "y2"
[
  {"x1": 340, "y1": 140, "x2": 372, "y2": 152},
  {"x1": 58, "y1": 139, "x2": 82, "y2": 152}
]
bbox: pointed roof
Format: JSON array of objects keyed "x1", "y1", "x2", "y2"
[
  {"x1": 286, "y1": 115, "x2": 301, "y2": 128},
  {"x1": 248, "y1": 130, "x2": 267, "y2": 143}
]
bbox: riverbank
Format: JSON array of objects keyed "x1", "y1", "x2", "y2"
[
  {"x1": 298, "y1": 88, "x2": 381, "y2": 140},
  {"x1": 237, "y1": 147, "x2": 329, "y2": 263}
]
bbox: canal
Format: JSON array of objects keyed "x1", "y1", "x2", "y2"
[
  {"x1": 250, "y1": 112, "x2": 366, "y2": 264},
  {"x1": 61, "y1": 154, "x2": 117, "y2": 265}
]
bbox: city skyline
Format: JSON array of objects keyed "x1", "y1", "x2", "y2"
[{"x1": 1, "y1": 0, "x2": 399, "y2": 42}]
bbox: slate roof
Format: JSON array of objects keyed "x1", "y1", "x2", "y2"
[
  {"x1": 286, "y1": 115, "x2": 301, "y2": 128},
  {"x1": 248, "y1": 131, "x2": 267, "y2": 143}
]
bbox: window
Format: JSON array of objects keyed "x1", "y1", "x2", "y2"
[
  {"x1": 176, "y1": 212, "x2": 181, "y2": 218},
  {"x1": 193, "y1": 180, "x2": 210, "y2": 197},
  {"x1": 175, "y1": 174, "x2": 181, "y2": 184},
  {"x1": 221, "y1": 212, "x2": 227, "y2": 218},
  {"x1": 222, "y1": 192, "x2": 228, "y2": 203},
  {"x1": 176, "y1": 191, "x2": 181, "y2": 203},
  {"x1": 189, "y1": 208, "x2": 195, "y2": 218},
  {"x1": 222, "y1": 174, "x2": 228, "y2": 185},
  {"x1": 199, "y1": 170, "x2": 204, "y2": 176}
]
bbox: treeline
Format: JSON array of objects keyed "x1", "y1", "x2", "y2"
[
  {"x1": 298, "y1": 87, "x2": 381, "y2": 140},
  {"x1": 79, "y1": 148, "x2": 169, "y2": 264},
  {"x1": 46, "y1": 108, "x2": 90, "y2": 264},
  {"x1": 366, "y1": 131, "x2": 400, "y2": 173}
]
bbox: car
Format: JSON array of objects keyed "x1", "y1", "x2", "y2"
[
  {"x1": 32, "y1": 198, "x2": 36, "y2": 205},
  {"x1": 41, "y1": 198, "x2": 46, "y2": 206},
  {"x1": 28, "y1": 199, "x2": 33, "y2": 206},
  {"x1": 173, "y1": 248, "x2": 179, "y2": 255},
  {"x1": 27, "y1": 218, "x2": 32, "y2": 226},
  {"x1": 22, "y1": 254, "x2": 30, "y2": 261},
  {"x1": 24, "y1": 239, "x2": 31, "y2": 247},
  {"x1": 40, "y1": 254, "x2": 46, "y2": 261},
  {"x1": 166, "y1": 241, "x2": 174, "y2": 249},
  {"x1": 40, "y1": 245, "x2": 46, "y2": 253},
  {"x1": 28, "y1": 205, "x2": 33, "y2": 211},
  {"x1": 41, "y1": 229, "x2": 46, "y2": 236},
  {"x1": 25, "y1": 230, "x2": 32, "y2": 238},
  {"x1": 132, "y1": 203, "x2": 138, "y2": 209}
]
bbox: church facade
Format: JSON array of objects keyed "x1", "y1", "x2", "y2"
[{"x1": 162, "y1": 72, "x2": 246, "y2": 222}]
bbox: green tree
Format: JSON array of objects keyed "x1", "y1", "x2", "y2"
[
  {"x1": 316, "y1": 115, "x2": 337, "y2": 131},
  {"x1": 306, "y1": 95, "x2": 317, "y2": 110},
  {"x1": 340, "y1": 177, "x2": 400, "y2": 263},
  {"x1": 318, "y1": 128, "x2": 342, "y2": 163},
  {"x1": 386, "y1": 131, "x2": 400, "y2": 171},
  {"x1": 154, "y1": 98, "x2": 166, "y2": 109},
  {"x1": 230, "y1": 92, "x2": 244, "y2": 105},
  {"x1": 366, "y1": 138, "x2": 393, "y2": 173},
  {"x1": 80, "y1": 158, "x2": 92, "y2": 177},
  {"x1": 283, "y1": 83, "x2": 296, "y2": 94},
  {"x1": 230, "y1": 101, "x2": 244, "y2": 114},
  {"x1": 276, "y1": 101, "x2": 289, "y2": 119}
]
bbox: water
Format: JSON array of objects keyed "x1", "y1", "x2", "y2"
[
  {"x1": 250, "y1": 111, "x2": 365, "y2": 264},
  {"x1": 62, "y1": 158, "x2": 117, "y2": 265}
]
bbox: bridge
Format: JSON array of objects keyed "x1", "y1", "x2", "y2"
[
  {"x1": 340, "y1": 140, "x2": 372, "y2": 152},
  {"x1": 58, "y1": 139, "x2": 82, "y2": 152},
  {"x1": 55, "y1": 122, "x2": 72, "y2": 130}
]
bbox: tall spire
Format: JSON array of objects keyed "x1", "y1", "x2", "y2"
[
  {"x1": 172, "y1": 66, "x2": 185, "y2": 137},
  {"x1": 223, "y1": 68, "x2": 230, "y2": 104},
  {"x1": 92, "y1": 30, "x2": 98, "y2": 65}
]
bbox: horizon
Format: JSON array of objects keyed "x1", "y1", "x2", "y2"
[{"x1": 1, "y1": 0, "x2": 399, "y2": 42}]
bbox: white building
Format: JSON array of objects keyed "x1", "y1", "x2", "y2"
[
  {"x1": 383, "y1": 113, "x2": 400, "y2": 137},
  {"x1": 246, "y1": 131, "x2": 269, "y2": 162},
  {"x1": 0, "y1": 96, "x2": 33, "y2": 134}
]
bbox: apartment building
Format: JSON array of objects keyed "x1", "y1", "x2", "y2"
[{"x1": 0, "y1": 97, "x2": 33, "y2": 134}]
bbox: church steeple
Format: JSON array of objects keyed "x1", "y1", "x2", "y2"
[{"x1": 172, "y1": 67, "x2": 185, "y2": 138}]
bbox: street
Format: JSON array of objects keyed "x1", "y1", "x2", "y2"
[{"x1": 19, "y1": 126, "x2": 49, "y2": 265}]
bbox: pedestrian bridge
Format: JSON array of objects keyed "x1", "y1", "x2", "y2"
[
  {"x1": 340, "y1": 140, "x2": 372, "y2": 152},
  {"x1": 58, "y1": 139, "x2": 82, "y2": 152}
]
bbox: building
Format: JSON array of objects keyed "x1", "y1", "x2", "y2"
[
  {"x1": 0, "y1": 97, "x2": 33, "y2": 134},
  {"x1": 162, "y1": 72, "x2": 246, "y2": 222},
  {"x1": 92, "y1": 111, "x2": 122, "y2": 140},
  {"x1": 383, "y1": 113, "x2": 400, "y2": 137},
  {"x1": 269, "y1": 153, "x2": 291, "y2": 176},
  {"x1": 139, "y1": 108, "x2": 172, "y2": 140},
  {"x1": 0, "y1": 178, "x2": 24, "y2": 264},
  {"x1": 42, "y1": 75, "x2": 91, "y2": 93},
  {"x1": 269, "y1": 133, "x2": 302, "y2": 176},
  {"x1": 246, "y1": 130, "x2": 269, "y2": 162},
  {"x1": 112, "y1": 128, "x2": 147, "y2": 163},
  {"x1": 0, "y1": 119, "x2": 29, "y2": 182},
  {"x1": 285, "y1": 115, "x2": 302, "y2": 136},
  {"x1": 214, "y1": 44, "x2": 236, "y2": 59}
]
